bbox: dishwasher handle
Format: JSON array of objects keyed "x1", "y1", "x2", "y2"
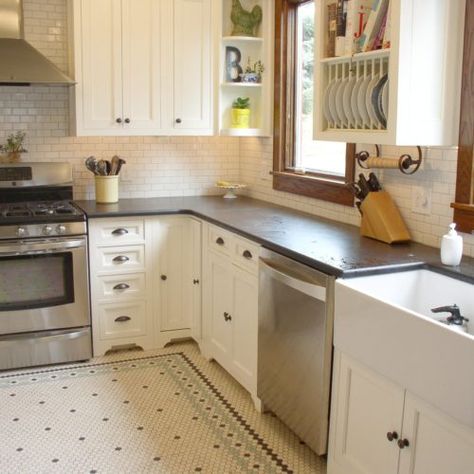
[{"x1": 259, "y1": 257, "x2": 327, "y2": 302}]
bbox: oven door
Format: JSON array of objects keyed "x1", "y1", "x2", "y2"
[{"x1": 0, "y1": 237, "x2": 89, "y2": 335}]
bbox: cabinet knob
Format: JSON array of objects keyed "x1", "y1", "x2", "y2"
[
  {"x1": 124, "y1": 118, "x2": 130, "y2": 124},
  {"x1": 112, "y1": 227, "x2": 128, "y2": 236},
  {"x1": 386, "y1": 431, "x2": 399, "y2": 442},
  {"x1": 113, "y1": 283, "x2": 130, "y2": 291},
  {"x1": 223, "y1": 312, "x2": 232, "y2": 322},
  {"x1": 161, "y1": 275, "x2": 167, "y2": 281},
  {"x1": 175, "y1": 118, "x2": 182, "y2": 124},
  {"x1": 113, "y1": 255, "x2": 129, "y2": 263},
  {"x1": 193, "y1": 279, "x2": 200, "y2": 285},
  {"x1": 216, "y1": 237, "x2": 224, "y2": 246},
  {"x1": 115, "y1": 315, "x2": 131, "y2": 322},
  {"x1": 397, "y1": 438, "x2": 410, "y2": 449},
  {"x1": 116, "y1": 118, "x2": 122, "y2": 123},
  {"x1": 242, "y1": 250, "x2": 253, "y2": 259}
]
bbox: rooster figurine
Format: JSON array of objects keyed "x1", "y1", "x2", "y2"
[{"x1": 231, "y1": 0, "x2": 263, "y2": 37}]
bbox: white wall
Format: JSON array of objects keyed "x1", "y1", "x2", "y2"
[
  {"x1": 1, "y1": 0, "x2": 472, "y2": 257},
  {"x1": 0, "y1": 0, "x2": 240, "y2": 200},
  {"x1": 239, "y1": 138, "x2": 474, "y2": 257}
]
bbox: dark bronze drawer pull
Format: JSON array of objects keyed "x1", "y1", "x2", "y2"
[
  {"x1": 161, "y1": 275, "x2": 167, "y2": 281},
  {"x1": 111, "y1": 228, "x2": 128, "y2": 236},
  {"x1": 113, "y1": 283, "x2": 130, "y2": 291},
  {"x1": 115, "y1": 316, "x2": 131, "y2": 323},
  {"x1": 113, "y1": 255, "x2": 129, "y2": 263},
  {"x1": 386, "y1": 431, "x2": 399, "y2": 442},
  {"x1": 223, "y1": 312, "x2": 232, "y2": 322},
  {"x1": 242, "y1": 250, "x2": 253, "y2": 259},
  {"x1": 216, "y1": 237, "x2": 224, "y2": 245},
  {"x1": 397, "y1": 438, "x2": 409, "y2": 449}
]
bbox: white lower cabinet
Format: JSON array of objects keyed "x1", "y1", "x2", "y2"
[
  {"x1": 89, "y1": 216, "x2": 201, "y2": 355},
  {"x1": 202, "y1": 224, "x2": 259, "y2": 405},
  {"x1": 328, "y1": 351, "x2": 474, "y2": 474}
]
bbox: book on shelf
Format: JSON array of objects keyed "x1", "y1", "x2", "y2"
[
  {"x1": 344, "y1": 0, "x2": 373, "y2": 55},
  {"x1": 327, "y1": 2, "x2": 337, "y2": 57},
  {"x1": 358, "y1": 0, "x2": 390, "y2": 52},
  {"x1": 372, "y1": 7, "x2": 388, "y2": 50},
  {"x1": 335, "y1": 0, "x2": 348, "y2": 56},
  {"x1": 382, "y1": 0, "x2": 391, "y2": 48}
]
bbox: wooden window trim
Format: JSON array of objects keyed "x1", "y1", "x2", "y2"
[
  {"x1": 273, "y1": 0, "x2": 355, "y2": 207},
  {"x1": 452, "y1": 0, "x2": 474, "y2": 233}
]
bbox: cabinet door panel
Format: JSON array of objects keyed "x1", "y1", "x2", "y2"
[
  {"x1": 208, "y1": 252, "x2": 233, "y2": 364},
  {"x1": 231, "y1": 267, "x2": 258, "y2": 392},
  {"x1": 172, "y1": 0, "x2": 211, "y2": 130},
  {"x1": 329, "y1": 353, "x2": 404, "y2": 474},
  {"x1": 399, "y1": 393, "x2": 474, "y2": 474},
  {"x1": 79, "y1": 0, "x2": 122, "y2": 131},
  {"x1": 121, "y1": 0, "x2": 161, "y2": 131},
  {"x1": 156, "y1": 219, "x2": 189, "y2": 331}
]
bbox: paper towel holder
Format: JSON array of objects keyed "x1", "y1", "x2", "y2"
[{"x1": 356, "y1": 145, "x2": 423, "y2": 175}]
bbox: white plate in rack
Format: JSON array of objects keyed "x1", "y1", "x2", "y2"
[
  {"x1": 351, "y1": 76, "x2": 364, "y2": 127},
  {"x1": 343, "y1": 76, "x2": 357, "y2": 127},
  {"x1": 357, "y1": 76, "x2": 372, "y2": 127},
  {"x1": 365, "y1": 76, "x2": 381, "y2": 127},
  {"x1": 335, "y1": 78, "x2": 349, "y2": 127},
  {"x1": 328, "y1": 79, "x2": 341, "y2": 126},
  {"x1": 372, "y1": 74, "x2": 388, "y2": 127},
  {"x1": 323, "y1": 80, "x2": 336, "y2": 124},
  {"x1": 381, "y1": 79, "x2": 389, "y2": 122}
]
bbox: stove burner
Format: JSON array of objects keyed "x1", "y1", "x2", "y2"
[{"x1": 0, "y1": 201, "x2": 82, "y2": 221}]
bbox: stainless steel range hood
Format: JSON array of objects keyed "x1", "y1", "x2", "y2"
[{"x1": 0, "y1": 0, "x2": 74, "y2": 85}]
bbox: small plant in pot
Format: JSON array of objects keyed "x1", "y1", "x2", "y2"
[
  {"x1": 231, "y1": 97, "x2": 250, "y2": 128},
  {"x1": 0, "y1": 131, "x2": 27, "y2": 163},
  {"x1": 240, "y1": 58, "x2": 264, "y2": 83}
]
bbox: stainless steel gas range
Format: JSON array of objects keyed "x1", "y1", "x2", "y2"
[{"x1": 0, "y1": 162, "x2": 91, "y2": 371}]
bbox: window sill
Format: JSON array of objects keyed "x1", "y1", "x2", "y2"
[
  {"x1": 451, "y1": 203, "x2": 474, "y2": 234},
  {"x1": 273, "y1": 171, "x2": 354, "y2": 206}
]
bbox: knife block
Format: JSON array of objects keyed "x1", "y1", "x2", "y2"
[{"x1": 360, "y1": 191, "x2": 411, "y2": 244}]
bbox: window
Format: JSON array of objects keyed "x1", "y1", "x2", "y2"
[
  {"x1": 452, "y1": 0, "x2": 474, "y2": 233},
  {"x1": 273, "y1": 0, "x2": 355, "y2": 206}
]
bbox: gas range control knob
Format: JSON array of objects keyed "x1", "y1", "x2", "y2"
[
  {"x1": 42, "y1": 225, "x2": 53, "y2": 236},
  {"x1": 16, "y1": 227, "x2": 27, "y2": 237},
  {"x1": 56, "y1": 224, "x2": 67, "y2": 235}
]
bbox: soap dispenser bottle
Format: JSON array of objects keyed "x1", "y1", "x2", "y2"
[{"x1": 440, "y1": 223, "x2": 463, "y2": 266}]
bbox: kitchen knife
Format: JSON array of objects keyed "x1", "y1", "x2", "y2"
[
  {"x1": 368, "y1": 172, "x2": 382, "y2": 191},
  {"x1": 358, "y1": 174, "x2": 371, "y2": 198}
]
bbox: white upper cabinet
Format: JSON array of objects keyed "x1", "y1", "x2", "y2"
[
  {"x1": 166, "y1": 0, "x2": 212, "y2": 132},
  {"x1": 70, "y1": 0, "x2": 213, "y2": 136},
  {"x1": 314, "y1": 0, "x2": 465, "y2": 146}
]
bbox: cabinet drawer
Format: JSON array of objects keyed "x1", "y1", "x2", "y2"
[
  {"x1": 233, "y1": 238, "x2": 260, "y2": 274},
  {"x1": 208, "y1": 225, "x2": 233, "y2": 256},
  {"x1": 90, "y1": 219, "x2": 145, "y2": 246},
  {"x1": 94, "y1": 273, "x2": 146, "y2": 300},
  {"x1": 95, "y1": 245, "x2": 145, "y2": 273},
  {"x1": 97, "y1": 301, "x2": 147, "y2": 340}
]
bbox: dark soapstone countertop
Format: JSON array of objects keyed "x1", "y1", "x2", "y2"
[{"x1": 75, "y1": 196, "x2": 474, "y2": 282}]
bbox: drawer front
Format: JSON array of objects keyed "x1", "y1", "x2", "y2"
[
  {"x1": 208, "y1": 225, "x2": 234, "y2": 256},
  {"x1": 233, "y1": 238, "x2": 260, "y2": 274},
  {"x1": 97, "y1": 301, "x2": 147, "y2": 340},
  {"x1": 90, "y1": 219, "x2": 145, "y2": 246},
  {"x1": 95, "y1": 245, "x2": 145, "y2": 273},
  {"x1": 94, "y1": 273, "x2": 146, "y2": 301}
]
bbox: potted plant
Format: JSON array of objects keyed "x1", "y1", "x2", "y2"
[
  {"x1": 0, "y1": 131, "x2": 27, "y2": 163},
  {"x1": 240, "y1": 58, "x2": 264, "y2": 83},
  {"x1": 231, "y1": 97, "x2": 250, "y2": 128}
]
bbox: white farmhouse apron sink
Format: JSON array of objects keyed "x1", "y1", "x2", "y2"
[{"x1": 335, "y1": 269, "x2": 474, "y2": 428}]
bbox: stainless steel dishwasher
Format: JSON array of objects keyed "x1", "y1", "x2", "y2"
[{"x1": 258, "y1": 248, "x2": 334, "y2": 455}]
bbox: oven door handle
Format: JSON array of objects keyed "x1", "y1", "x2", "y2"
[
  {"x1": 0, "y1": 238, "x2": 86, "y2": 256},
  {"x1": 0, "y1": 328, "x2": 90, "y2": 346}
]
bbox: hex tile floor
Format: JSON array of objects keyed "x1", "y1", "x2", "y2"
[{"x1": 0, "y1": 341, "x2": 326, "y2": 473}]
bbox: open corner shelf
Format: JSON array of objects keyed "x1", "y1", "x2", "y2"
[{"x1": 218, "y1": 0, "x2": 273, "y2": 138}]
